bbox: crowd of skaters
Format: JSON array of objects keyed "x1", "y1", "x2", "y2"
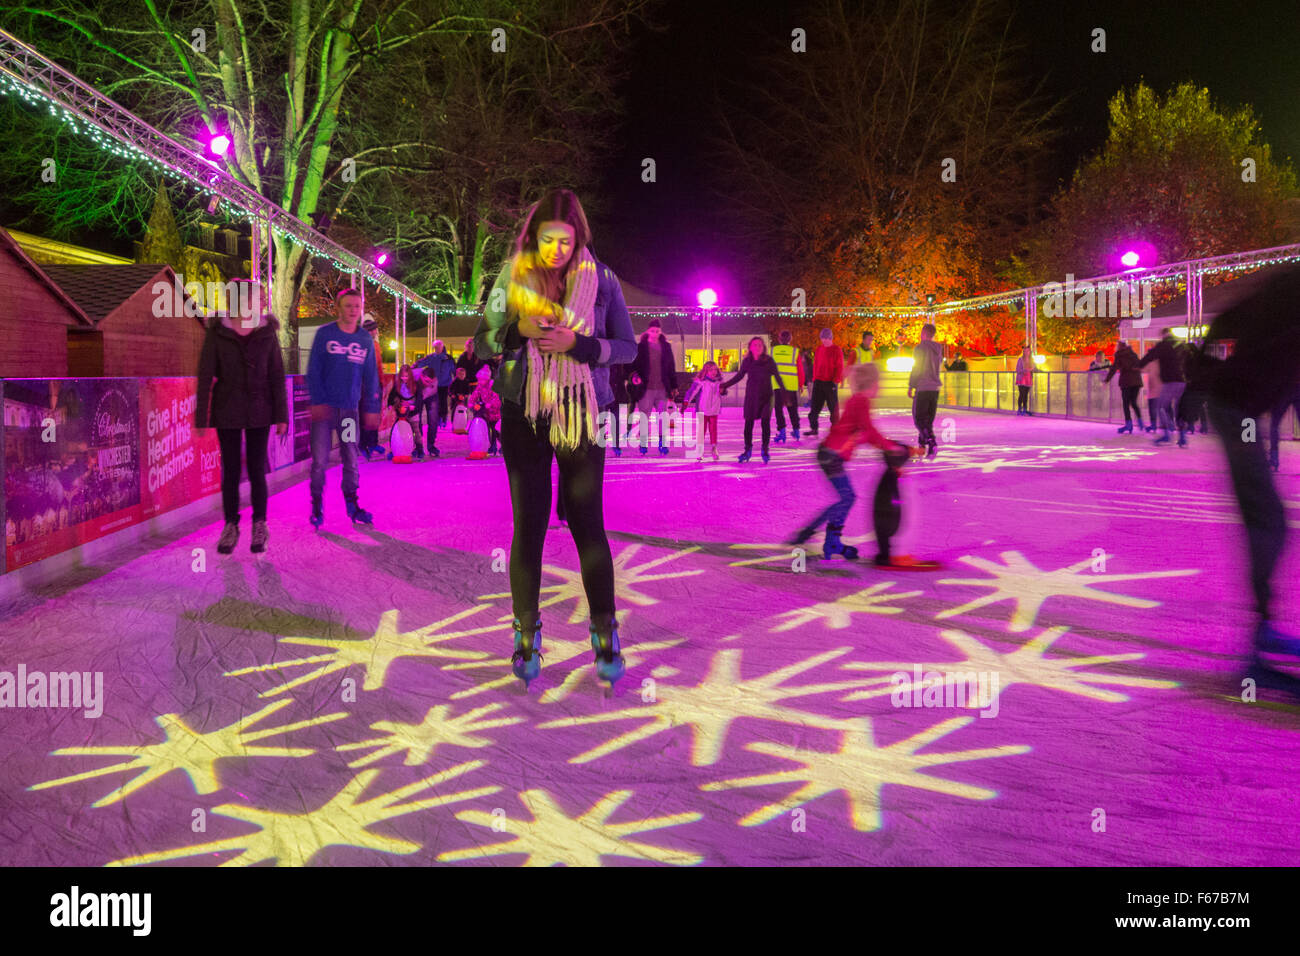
[{"x1": 193, "y1": 196, "x2": 1300, "y2": 694}]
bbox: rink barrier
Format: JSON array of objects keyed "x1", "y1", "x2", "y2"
[
  {"x1": 938, "y1": 369, "x2": 1300, "y2": 432},
  {"x1": 1, "y1": 375, "x2": 314, "y2": 579}
]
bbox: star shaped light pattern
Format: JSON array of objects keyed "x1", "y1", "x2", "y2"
[
  {"x1": 839, "y1": 626, "x2": 1179, "y2": 704},
  {"x1": 336, "y1": 703, "x2": 525, "y2": 767},
  {"x1": 29, "y1": 698, "x2": 348, "y2": 806},
  {"x1": 438, "y1": 789, "x2": 702, "y2": 866},
  {"x1": 479, "y1": 544, "x2": 704, "y2": 623},
  {"x1": 538, "y1": 647, "x2": 881, "y2": 766},
  {"x1": 771, "y1": 582, "x2": 922, "y2": 632},
  {"x1": 935, "y1": 550, "x2": 1198, "y2": 632},
  {"x1": 224, "y1": 606, "x2": 496, "y2": 698},
  {"x1": 702, "y1": 717, "x2": 1029, "y2": 831},
  {"x1": 444, "y1": 628, "x2": 685, "y2": 704},
  {"x1": 107, "y1": 762, "x2": 500, "y2": 867}
]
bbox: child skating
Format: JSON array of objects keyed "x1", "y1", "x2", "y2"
[
  {"x1": 468, "y1": 365, "x2": 503, "y2": 456},
  {"x1": 682, "y1": 361, "x2": 723, "y2": 461},
  {"x1": 788, "y1": 362, "x2": 929, "y2": 565}
]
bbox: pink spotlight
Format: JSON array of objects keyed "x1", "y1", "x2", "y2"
[
  {"x1": 697, "y1": 288, "x2": 718, "y2": 309},
  {"x1": 375, "y1": 252, "x2": 389, "y2": 267},
  {"x1": 209, "y1": 134, "x2": 231, "y2": 157},
  {"x1": 1120, "y1": 250, "x2": 1140, "y2": 268}
]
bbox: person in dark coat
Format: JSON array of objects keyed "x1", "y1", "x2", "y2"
[
  {"x1": 456, "y1": 338, "x2": 483, "y2": 381},
  {"x1": 628, "y1": 319, "x2": 679, "y2": 454},
  {"x1": 195, "y1": 284, "x2": 288, "y2": 554},
  {"x1": 1177, "y1": 341, "x2": 1210, "y2": 439},
  {"x1": 1198, "y1": 263, "x2": 1300, "y2": 688},
  {"x1": 1268, "y1": 380, "x2": 1300, "y2": 472},
  {"x1": 1138, "y1": 329, "x2": 1187, "y2": 445},
  {"x1": 1105, "y1": 340, "x2": 1144, "y2": 433},
  {"x1": 721, "y1": 336, "x2": 780, "y2": 462}
]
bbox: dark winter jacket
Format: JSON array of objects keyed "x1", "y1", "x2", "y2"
[
  {"x1": 473, "y1": 257, "x2": 638, "y2": 409},
  {"x1": 196, "y1": 314, "x2": 288, "y2": 429},
  {"x1": 1138, "y1": 335, "x2": 1186, "y2": 383},
  {"x1": 722, "y1": 353, "x2": 780, "y2": 417},
  {"x1": 1203, "y1": 264, "x2": 1300, "y2": 415},
  {"x1": 456, "y1": 348, "x2": 482, "y2": 381},
  {"x1": 1104, "y1": 344, "x2": 1143, "y2": 388},
  {"x1": 630, "y1": 334, "x2": 679, "y2": 403}
]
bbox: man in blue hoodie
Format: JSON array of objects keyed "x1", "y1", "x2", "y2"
[{"x1": 306, "y1": 288, "x2": 381, "y2": 526}]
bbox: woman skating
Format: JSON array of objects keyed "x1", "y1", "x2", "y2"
[
  {"x1": 195, "y1": 282, "x2": 288, "y2": 554},
  {"x1": 473, "y1": 189, "x2": 637, "y2": 687},
  {"x1": 721, "y1": 337, "x2": 780, "y2": 462}
]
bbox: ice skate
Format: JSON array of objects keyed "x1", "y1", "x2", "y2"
[
  {"x1": 737, "y1": 450, "x2": 752, "y2": 463},
  {"x1": 590, "y1": 621, "x2": 625, "y2": 686},
  {"x1": 217, "y1": 522, "x2": 239, "y2": 555},
  {"x1": 347, "y1": 501, "x2": 374, "y2": 526},
  {"x1": 511, "y1": 617, "x2": 544, "y2": 687},
  {"x1": 822, "y1": 523, "x2": 858, "y2": 560},
  {"x1": 310, "y1": 498, "x2": 324, "y2": 529},
  {"x1": 774, "y1": 427, "x2": 787, "y2": 444}
]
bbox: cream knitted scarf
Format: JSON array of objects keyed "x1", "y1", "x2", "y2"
[{"x1": 507, "y1": 248, "x2": 600, "y2": 450}]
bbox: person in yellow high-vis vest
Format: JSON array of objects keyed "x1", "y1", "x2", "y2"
[
  {"x1": 854, "y1": 331, "x2": 875, "y2": 366},
  {"x1": 770, "y1": 330, "x2": 805, "y2": 441}
]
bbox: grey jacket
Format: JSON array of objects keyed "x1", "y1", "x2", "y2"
[
  {"x1": 473, "y1": 257, "x2": 638, "y2": 409},
  {"x1": 909, "y1": 340, "x2": 944, "y2": 391}
]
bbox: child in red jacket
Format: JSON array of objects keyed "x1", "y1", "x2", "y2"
[{"x1": 789, "y1": 362, "x2": 922, "y2": 561}]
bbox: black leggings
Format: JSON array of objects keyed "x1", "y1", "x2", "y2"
[
  {"x1": 744, "y1": 397, "x2": 773, "y2": 453},
  {"x1": 217, "y1": 426, "x2": 270, "y2": 523},
  {"x1": 1017, "y1": 385, "x2": 1030, "y2": 411},
  {"x1": 500, "y1": 400, "x2": 615, "y2": 626},
  {"x1": 1120, "y1": 385, "x2": 1142, "y2": 425}
]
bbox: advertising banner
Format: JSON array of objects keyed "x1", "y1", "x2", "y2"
[
  {"x1": 138, "y1": 378, "x2": 221, "y2": 519},
  {"x1": 4, "y1": 378, "x2": 141, "y2": 571}
]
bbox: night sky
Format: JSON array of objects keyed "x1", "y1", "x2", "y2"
[{"x1": 593, "y1": 0, "x2": 1300, "y2": 302}]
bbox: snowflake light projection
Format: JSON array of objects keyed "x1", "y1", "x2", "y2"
[
  {"x1": 224, "y1": 605, "x2": 497, "y2": 697},
  {"x1": 478, "y1": 543, "x2": 704, "y2": 625},
  {"x1": 337, "y1": 703, "x2": 525, "y2": 767},
  {"x1": 771, "y1": 582, "x2": 922, "y2": 632},
  {"x1": 538, "y1": 647, "x2": 885, "y2": 766},
  {"x1": 936, "y1": 550, "x2": 1199, "y2": 632},
  {"x1": 107, "y1": 762, "x2": 500, "y2": 866},
  {"x1": 838, "y1": 626, "x2": 1179, "y2": 705},
  {"x1": 438, "y1": 789, "x2": 702, "y2": 866},
  {"x1": 29, "y1": 698, "x2": 348, "y2": 806},
  {"x1": 702, "y1": 717, "x2": 1029, "y2": 832}
]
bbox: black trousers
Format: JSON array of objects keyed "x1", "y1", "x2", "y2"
[
  {"x1": 744, "y1": 397, "x2": 773, "y2": 453},
  {"x1": 500, "y1": 400, "x2": 615, "y2": 626},
  {"x1": 1209, "y1": 399, "x2": 1286, "y2": 620},
  {"x1": 774, "y1": 388, "x2": 799, "y2": 431},
  {"x1": 912, "y1": 390, "x2": 938, "y2": 443},
  {"x1": 808, "y1": 381, "x2": 839, "y2": 432},
  {"x1": 1017, "y1": 385, "x2": 1030, "y2": 411},
  {"x1": 216, "y1": 426, "x2": 270, "y2": 523},
  {"x1": 1120, "y1": 385, "x2": 1143, "y2": 425}
]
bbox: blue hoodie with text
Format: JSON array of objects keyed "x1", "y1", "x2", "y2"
[{"x1": 306, "y1": 322, "x2": 381, "y2": 414}]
